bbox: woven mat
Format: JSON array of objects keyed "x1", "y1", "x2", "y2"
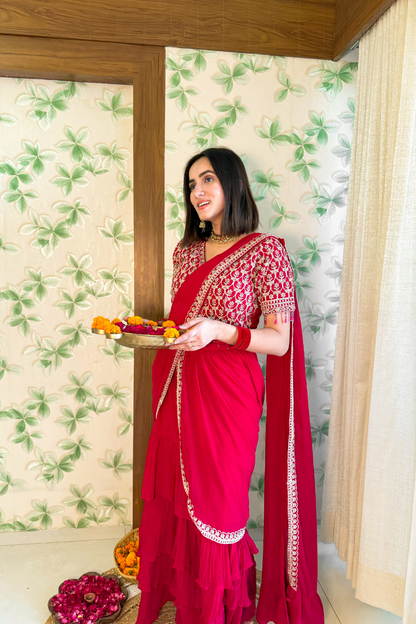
[{"x1": 45, "y1": 567, "x2": 262, "y2": 624}]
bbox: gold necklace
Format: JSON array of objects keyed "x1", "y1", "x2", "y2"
[{"x1": 210, "y1": 231, "x2": 240, "y2": 244}]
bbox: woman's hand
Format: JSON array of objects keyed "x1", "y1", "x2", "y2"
[{"x1": 169, "y1": 317, "x2": 223, "y2": 351}]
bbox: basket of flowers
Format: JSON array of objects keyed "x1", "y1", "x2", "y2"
[
  {"x1": 48, "y1": 571, "x2": 128, "y2": 624},
  {"x1": 91, "y1": 316, "x2": 185, "y2": 349},
  {"x1": 113, "y1": 528, "x2": 140, "y2": 583}
]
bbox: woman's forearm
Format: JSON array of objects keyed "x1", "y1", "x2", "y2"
[{"x1": 215, "y1": 319, "x2": 290, "y2": 357}]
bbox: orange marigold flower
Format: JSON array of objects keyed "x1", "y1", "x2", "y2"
[
  {"x1": 127, "y1": 316, "x2": 143, "y2": 325},
  {"x1": 164, "y1": 328, "x2": 180, "y2": 339},
  {"x1": 95, "y1": 318, "x2": 113, "y2": 331},
  {"x1": 92, "y1": 315, "x2": 110, "y2": 329},
  {"x1": 107, "y1": 324, "x2": 121, "y2": 334},
  {"x1": 126, "y1": 552, "x2": 137, "y2": 567},
  {"x1": 112, "y1": 317, "x2": 121, "y2": 324},
  {"x1": 125, "y1": 568, "x2": 137, "y2": 576},
  {"x1": 162, "y1": 320, "x2": 176, "y2": 327},
  {"x1": 146, "y1": 320, "x2": 158, "y2": 326}
]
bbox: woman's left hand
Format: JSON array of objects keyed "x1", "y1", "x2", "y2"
[{"x1": 169, "y1": 317, "x2": 221, "y2": 351}]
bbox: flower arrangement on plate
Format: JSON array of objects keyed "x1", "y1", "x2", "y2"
[
  {"x1": 48, "y1": 572, "x2": 128, "y2": 624},
  {"x1": 91, "y1": 316, "x2": 185, "y2": 349}
]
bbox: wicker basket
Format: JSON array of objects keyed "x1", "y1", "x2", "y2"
[{"x1": 113, "y1": 528, "x2": 139, "y2": 583}]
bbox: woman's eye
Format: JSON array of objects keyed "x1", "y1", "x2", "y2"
[
  {"x1": 190, "y1": 184, "x2": 195, "y2": 191},
  {"x1": 205, "y1": 176, "x2": 213, "y2": 183}
]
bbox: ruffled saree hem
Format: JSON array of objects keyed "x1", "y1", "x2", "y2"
[{"x1": 136, "y1": 429, "x2": 258, "y2": 624}]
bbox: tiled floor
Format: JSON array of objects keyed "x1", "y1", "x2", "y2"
[{"x1": 0, "y1": 537, "x2": 403, "y2": 624}]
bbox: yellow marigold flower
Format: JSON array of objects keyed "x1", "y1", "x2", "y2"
[
  {"x1": 112, "y1": 317, "x2": 121, "y2": 324},
  {"x1": 162, "y1": 320, "x2": 176, "y2": 327},
  {"x1": 146, "y1": 320, "x2": 158, "y2": 326},
  {"x1": 164, "y1": 328, "x2": 180, "y2": 339},
  {"x1": 127, "y1": 316, "x2": 143, "y2": 325}
]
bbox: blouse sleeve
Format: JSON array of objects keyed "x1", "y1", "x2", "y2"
[
  {"x1": 170, "y1": 242, "x2": 182, "y2": 303},
  {"x1": 254, "y1": 236, "x2": 296, "y2": 316}
]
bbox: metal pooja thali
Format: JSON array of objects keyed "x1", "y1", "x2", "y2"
[{"x1": 91, "y1": 326, "x2": 184, "y2": 350}]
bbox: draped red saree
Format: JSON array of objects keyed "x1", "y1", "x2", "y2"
[{"x1": 136, "y1": 233, "x2": 323, "y2": 624}]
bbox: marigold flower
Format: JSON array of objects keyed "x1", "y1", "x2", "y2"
[
  {"x1": 164, "y1": 328, "x2": 180, "y2": 339},
  {"x1": 125, "y1": 552, "x2": 137, "y2": 567},
  {"x1": 115, "y1": 538, "x2": 139, "y2": 577},
  {"x1": 146, "y1": 320, "x2": 158, "y2": 326},
  {"x1": 107, "y1": 324, "x2": 121, "y2": 334},
  {"x1": 127, "y1": 316, "x2": 143, "y2": 325},
  {"x1": 111, "y1": 317, "x2": 122, "y2": 324},
  {"x1": 162, "y1": 320, "x2": 176, "y2": 327},
  {"x1": 92, "y1": 317, "x2": 113, "y2": 331},
  {"x1": 92, "y1": 315, "x2": 111, "y2": 329}
]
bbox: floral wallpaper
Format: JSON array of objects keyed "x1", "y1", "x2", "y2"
[
  {"x1": 164, "y1": 47, "x2": 358, "y2": 526},
  {"x1": 0, "y1": 78, "x2": 134, "y2": 532},
  {"x1": 0, "y1": 46, "x2": 358, "y2": 536}
]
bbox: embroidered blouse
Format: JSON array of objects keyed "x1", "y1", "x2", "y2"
[{"x1": 171, "y1": 235, "x2": 295, "y2": 329}]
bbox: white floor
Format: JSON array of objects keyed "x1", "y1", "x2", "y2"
[{"x1": 0, "y1": 537, "x2": 403, "y2": 624}]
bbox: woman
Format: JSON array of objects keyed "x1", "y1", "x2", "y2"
[{"x1": 136, "y1": 148, "x2": 324, "y2": 624}]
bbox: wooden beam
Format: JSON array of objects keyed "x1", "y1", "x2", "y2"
[
  {"x1": 334, "y1": 0, "x2": 396, "y2": 60},
  {"x1": 0, "y1": 0, "x2": 335, "y2": 60},
  {"x1": 0, "y1": 34, "x2": 165, "y2": 528},
  {"x1": 132, "y1": 55, "x2": 165, "y2": 527}
]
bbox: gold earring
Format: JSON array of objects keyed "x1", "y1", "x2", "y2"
[{"x1": 199, "y1": 220, "x2": 206, "y2": 231}]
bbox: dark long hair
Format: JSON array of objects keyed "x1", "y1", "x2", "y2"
[{"x1": 181, "y1": 147, "x2": 259, "y2": 247}]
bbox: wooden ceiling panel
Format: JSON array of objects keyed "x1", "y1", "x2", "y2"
[
  {"x1": 334, "y1": 0, "x2": 397, "y2": 59},
  {"x1": 194, "y1": 0, "x2": 226, "y2": 52},
  {"x1": 0, "y1": 0, "x2": 335, "y2": 60},
  {"x1": 247, "y1": 0, "x2": 335, "y2": 58},
  {"x1": 169, "y1": 0, "x2": 197, "y2": 50},
  {"x1": 221, "y1": 0, "x2": 254, "y2": 55},
  {"x1": 0, "y1": 0, "x2": 398, "y2": 62}
]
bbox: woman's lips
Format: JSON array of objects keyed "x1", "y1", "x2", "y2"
[{"x1": 197, "y1": 200, "x2": 210, "y2": 210}]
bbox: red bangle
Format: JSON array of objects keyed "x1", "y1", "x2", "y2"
[{"x1": 230, "y1": 326, "x2": 251, "y2": 350}]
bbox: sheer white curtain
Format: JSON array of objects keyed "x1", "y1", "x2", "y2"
[{"x1": 321, "y1": 0, "x2": 416, "y2": 619}]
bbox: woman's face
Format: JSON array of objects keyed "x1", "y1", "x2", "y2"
[{"x1": 188, "y1": 157, "x2": 226, "y2": 226}]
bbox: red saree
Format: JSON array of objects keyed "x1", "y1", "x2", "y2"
[{"x1": 136, "y1": 233, "x2": 323, "y2": 624}]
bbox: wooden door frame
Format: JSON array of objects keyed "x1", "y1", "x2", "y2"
[{"x1": 0, "y1": 34, "x2": 165, "y2": 528}]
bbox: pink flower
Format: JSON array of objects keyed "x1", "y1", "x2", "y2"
[{"x1": 50, "y1": 574, "x2": 124, "y2": 623}]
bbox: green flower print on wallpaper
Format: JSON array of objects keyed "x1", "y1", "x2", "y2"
[
  {"x1": 0, "y1": 78, "x2": 134, "y2": 533},
  {"x1": 164, "y1": 47, "x2": 358, "y2": 526}
]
